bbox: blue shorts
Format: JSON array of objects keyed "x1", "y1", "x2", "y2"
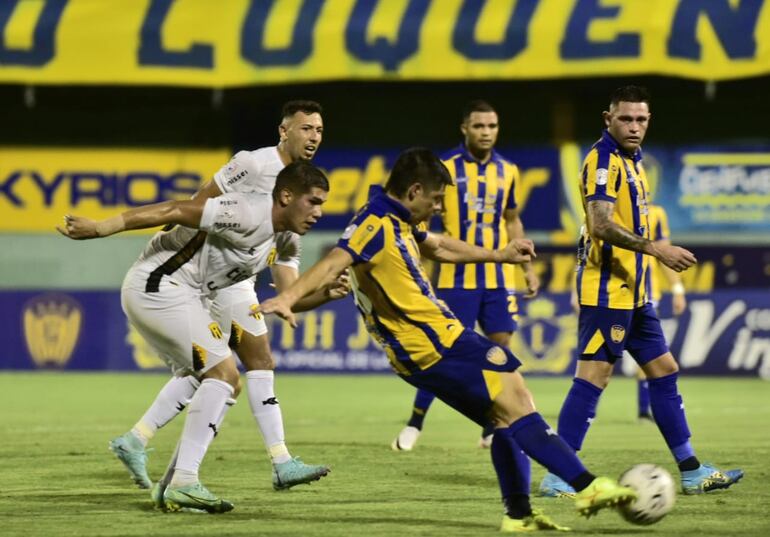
[
  {"x1": 436, "y1": 288, "x2": 518, "y2": 335},
  {"x1": 399, "y1": 329, "x2": 521, "y2": 426},
  {"x1": 578, "y1": 303, "x2": 669, "y2": 365}
]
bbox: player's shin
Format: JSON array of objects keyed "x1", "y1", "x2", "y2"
[
  {"x1": 647, "y1": 372, "x2": 696, "y2": 469},
  {"x1": 134, "y1": 376, "x2": 200, "y2": 445},
  {"x1": 246, "y1": 370, "x2": 290, "y2": 463},
  {"x1": 490, "y1": 428, "x2": 532, "y2": 518},
  {"x1": 408, "y1": 389, "x2": 436, "y2": 429},
  {"x1": 508, "y1": 413, "x2": 595, "y2": 492},
  {"x1": 169, "y1": 378, "x2": 234, "y2": 488},
  {"x1": 157, "y1": 396, "x2": 235, "y2": 493},
  {"x1": 557, "y1": 378, "x2": 602, "y2": 451}
]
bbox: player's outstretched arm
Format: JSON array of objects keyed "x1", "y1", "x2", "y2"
[
  {"x1": 419, "y1": 232, "x2": 535, "y2": 265},
  {"x1": 586, "y1": 200, "x2": 696, "y2": 272},
  {"x1": 270, "y1": 264, "x2": 351, "y2": 313},
  {"x1": 505, "y1": 207, "x2": 539, "y2": 297},
  {"x1": 259, "y1": 247, "x2": 354, "y2": 327},
  {"x1": 57, "y1": 198, "x2": 208, "y2": 240}
]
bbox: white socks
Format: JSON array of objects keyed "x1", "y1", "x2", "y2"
[
  {"x1": 132, "y1": 376, "x2": 200, "y2": 446},
  {"x1": 246, "y1": 370, "x2": 291, "y2": 464},
  {"x1": 162, "y1": 395, "x2": 236, "y2": 488},
  {"x1": 170, "y1": 378, "x2": 234, "y2": 488}
]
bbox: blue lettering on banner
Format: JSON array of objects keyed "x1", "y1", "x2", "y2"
[
  {"x1": 345, "y1": 0, "x2": 429, "y2": 71},
  {"x1": 560, "y1": 0, "x2": 640, "y2": 59},
  {"x1": 668, "y1": 0, "x2": 762, "y2": 60},
  {"x1": 0, "y1": 170, "x2": 201, "y2": 207},
  {"x1": 0, "y1": 0, "x2": 67, "y2": 66},
  {"x1": 452, "y1": 0, "x2": 538, "y2": 60},
  {"x1": 138, "y1": 0, "x2": 214, "y2": 68},
  {"x1": 241, "y1": 0, "x2": 324, "y2": 67}
]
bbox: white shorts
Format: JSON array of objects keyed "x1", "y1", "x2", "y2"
[
  {"x1": 121, "y1": 271, "x2": 231, "y2": 377},
  {"x1": 207, "y1": 278, "x2": 268, "y2": 346}
]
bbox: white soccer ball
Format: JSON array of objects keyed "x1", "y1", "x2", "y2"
[{"x1": 618, "y1": 464, "x2": 676, "y2": 525}]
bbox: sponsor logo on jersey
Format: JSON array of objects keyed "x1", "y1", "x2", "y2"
[
  {"x1": 23, "y1": 293, "x2": 82, "y2": 368},
  {"x1": 341, "y1": 224, "x2": 357, "y2": 239},
  {"x1": 226, "y1": 169, "x2": 248, "y2": 185},
  {"x1": 596, "y1": 168, "x2": 609, "y2": 186}
]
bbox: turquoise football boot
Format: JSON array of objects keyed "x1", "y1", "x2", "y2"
[
  {"x1": 163, "y1": 482, "x2": 234, "y2": 513},
  {"x1": 109, "y1": 432, "x2": 152, "y2": 489},
  {"x1": 272, "y1": 457, "x2": 330, "y2": 490},
  {"x1": 681, "y1": 463, "x2": 744, "y2": 495},
  {"x1": 538, "y1": 472, "x2": 576, "y2": 498}
]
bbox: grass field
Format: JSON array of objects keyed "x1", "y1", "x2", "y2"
[{"x1": 1, "y1": 373, "x2": 768, "y2": 536}]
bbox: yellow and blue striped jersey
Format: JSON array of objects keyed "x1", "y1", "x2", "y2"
[
  {"x1": 577, "y1": 131, "x2": 652, "y2": 310},
  {"x1": 436, "y1": 145, "x2": 519, "y2": 290},
  {"x1": 337, "y1": 188, "x2": 464, "y2": 374},
  {"x1": 646, "y1": 204, "x2": 671, "y2": 302}
]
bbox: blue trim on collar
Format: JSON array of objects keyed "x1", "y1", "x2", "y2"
[
  {"x1": 599, "y1": 130, "x2": 643, "y2": 163},
  {"x1": 458, "y1": 143, "x2": 503, "y2": 165},
  {"x1": 368, "y1": 187, "x2": 412, "y2": 222}
]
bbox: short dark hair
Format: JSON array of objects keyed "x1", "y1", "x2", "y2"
[
  {"x1": 610, "y1": 85, "x2": 651, "y2": 107},
  {"x1": 281, "y1": 100, "x2": 323, "y2": 119},
  {"x1": 273, "y1": 160, "x2": 329, "y2": 200},
  {"x1": 462, "y1": 99, "x2": 496, "y2": 122},
  {"x1": 385, "y1": 148, "x2": 453, "y2": 198}
]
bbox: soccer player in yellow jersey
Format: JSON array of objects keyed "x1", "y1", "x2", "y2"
[
  {"x1": 259, "y1": 148, "x2": 640, "y2": 532},
  {"x1": 393, "y1": 100, "x2": 539, "y2": 451},
  {"x1": 539, "y1": 86, "x2": 743, "y2": 498},
  {"x1": 635, "y1": 202, "x2": 687, "y2": 419}
]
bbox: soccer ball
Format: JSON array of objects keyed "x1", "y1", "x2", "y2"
[{"x1": 618, "y1": 464, "x2": 676, "y2": 525}]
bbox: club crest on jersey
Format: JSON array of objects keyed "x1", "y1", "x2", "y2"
[
  {"x1": 486, "y1": 346, "x2": 508, "y2": 366},
  {"x1": 209, "y1": 322, "x2": 224, "y2": 340},
  {"x1": 610, "y1": 324, "x2": 626, "y2": 343},
  {"x1": 596, "y1": 168, "x2": 609, "y2": 185},
  {"x1": 267, "y1": 247, "x2": 277, "y2": 266},
  {"x1": 23, "y1": 293, "x2": 82, "y2": 368},
  {"x1": 249, "y1": 304, "x2": 263, "y2": 321}
]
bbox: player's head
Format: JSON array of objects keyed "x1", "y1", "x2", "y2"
[
  {"x1": 603, "y1": 85, "x2": 651, "y2": 154},
  {"x1": 273, "y1": 160, "x2": 329, "y2": 235},
  {"x1": 278, "y1": 100, "x2": 324, "y2": 162},
  {"x1": 385, "y1": 148, "x2": 453, "y2": 224},
  {"x1": 460, "y1": 100, "x2": 499, "y2": 160}
]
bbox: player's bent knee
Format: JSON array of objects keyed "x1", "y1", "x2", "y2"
[
  {"x1": 203, "y1": 356, "x2": 241, "y2": 390},
  {"x1": 643, "y1": 353, "x2": 679, "y2": 378},
  {"x1": 491, "y1": 372, "x2": 537, "y2": 425},
  {"x1": 237, "y1": 333, "x2": 276, "y2": 371},
  {"x1": 575, "y1": 360, "x2": 613, "y2": 389}
]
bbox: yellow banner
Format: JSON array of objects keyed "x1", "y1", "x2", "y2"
[
  {"x1": 1, "y1": 0, "x2": 769, "y2": 86},
  {"x1": 0, "y1": 147, "x2": 229, "y2": 232}
]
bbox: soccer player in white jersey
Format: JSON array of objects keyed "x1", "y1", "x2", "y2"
[
  {"x1": 58, "y1": 161, "x2": 331, "y2": 512},
  {"x1": 105, "y1": 101, "x2": 339, "y2": 494}
]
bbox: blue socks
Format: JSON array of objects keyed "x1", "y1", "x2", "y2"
[
  {"x1": 407, "y1": 389, "x2": 436, "y2": 430},
  {"x1": 509, "y1": 413, "x2": 590, "y2": 486},
  {"x1": 637, "y1": 379, "x2": 651, "y2": 417},
  {"x1": 648, "y1": 372, "x2": 693, "y2": 459},
  {"x1": 491, "y1": 428, "x2": 531, "y2": 498},
  {"x1": 490, "y1": 428, "x2": 533, "y2": 518},
  {"x1": 557, "y1": 378, "x2": 603, "y2": 451}
]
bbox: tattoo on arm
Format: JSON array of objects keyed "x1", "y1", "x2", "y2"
[{"x1": 587, "y1": 201, "x2": 651, "y2": 254}]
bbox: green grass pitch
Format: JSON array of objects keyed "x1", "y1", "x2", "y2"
[{"x1": 1, "y1": 373, "x2": 768, "y2": 536}]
